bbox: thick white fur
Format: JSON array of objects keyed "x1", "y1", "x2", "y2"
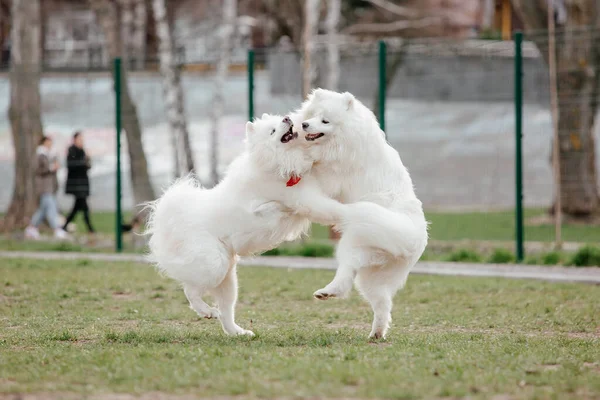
[
  {"x1": 294, "y1": 88, "x2": 429, "y2": 339},
  {"x1": 145, "y1": 114, "x2": 333, "y2": 336}
]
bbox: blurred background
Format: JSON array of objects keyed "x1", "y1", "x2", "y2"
[{"x1": 1, "y1": 0, "x2": 599, "y2": 264}]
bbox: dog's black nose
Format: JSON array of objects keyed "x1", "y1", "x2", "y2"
[
  {"x1": 283, "y1": 116, "x2": 291, "y2": 124},
  {"x1": 302, "y1": 122, "x2": 309, "y2": 129}
]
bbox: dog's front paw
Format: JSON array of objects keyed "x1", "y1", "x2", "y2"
[{"x1": 293, "y1": 203, "x2": 312, "y2": 217}]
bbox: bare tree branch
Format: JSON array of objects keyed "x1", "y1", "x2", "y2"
[
  {"x1": 343, "y1": 16, "x2": 442, "y2": 34},
  {"x1": 364, "y1": 0, "x2": 419, "y2": 19}
]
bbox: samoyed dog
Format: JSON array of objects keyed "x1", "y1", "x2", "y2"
[
  {"x1": 145, "y1": 114, "x2": 316, "y2": 336},
  {"x1": 295, "y1": 88, "x2": 429, "y2": 339}
]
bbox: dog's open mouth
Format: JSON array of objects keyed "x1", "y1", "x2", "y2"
[
  {"x1": 280, "y1": 127, "x2": 298, "y2": 143},
  {"x1": 305, "y1": 133, "x2": 325, "y2": 141}
]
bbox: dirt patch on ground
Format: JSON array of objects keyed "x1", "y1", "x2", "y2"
[
  {"x1": 0, "y1": 394, "x2": 389, "y2": 400},
  {"x1": 583, "y1": 362, "x2": 600, "y2": 374},
  {"x1": 111, "y1": 292, "x2": 137, "y2": 300},
  {"x1": 390, "y1": 326, "x2": 600, "y2": 339}
]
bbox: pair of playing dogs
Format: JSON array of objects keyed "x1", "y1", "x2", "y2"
[{"x1": 146, "y1": 89, "x2": 428, "y2": 339}]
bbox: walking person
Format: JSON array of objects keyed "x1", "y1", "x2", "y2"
[
  {"x1": 63, "y1": 131, "x2": 95, "y2": 234},
  {"x1": 25, "y1": 136, "x2": 69, "y2": 240}
]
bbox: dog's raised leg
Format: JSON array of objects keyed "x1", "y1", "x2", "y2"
[
  {"x1": 184, "y1": 284, "x2": 220, "y2": 320},
  {"x1": 313, "y1": 235, "x2": 370, "y2": 300},
  {"x1": 212, "y1": 264, "x2": 254, "y2": 336}
]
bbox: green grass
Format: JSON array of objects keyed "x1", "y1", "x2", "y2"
[
  {"x1": 66, "y1": 211, "x2": 136, "y2": 235},
  {"x1": 83, "y1": 209, "x2": 600, "y2": 243},
  {"x1": 426, "y1": 209, "x2": 600, "y2": 243},
  {"x1": 2, "y1": 209, "x2": 600, "y2": 262},
  {"x1": 1, "y1": 258, "x2": 599, "y2": 398}
]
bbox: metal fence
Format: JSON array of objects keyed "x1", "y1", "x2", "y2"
[
  {"x1": 3, "y1": 30, "x2": 599, "y2": 255},
  {"x1": 249, "y1": 34, "x2": 598, "y2": 257}
]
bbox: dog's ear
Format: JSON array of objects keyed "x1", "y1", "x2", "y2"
[
  {"x1": 311, "y1": 88, "x2": 324, "y2": 100},
  {"x1": 261, "y1": 113, "x2": 269, "y2": 119},
  {"x1": 245, "y1": 121, "x2": 255, "y2": 135},
  {"x1": 342, "y1": 92, "x2": 355, "y2": 110}
]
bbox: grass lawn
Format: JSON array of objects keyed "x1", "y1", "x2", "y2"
[
  {"x1": 0, "y1": 209, "x2": 600, "y2": 255},
  {"x1": 52, "y1": 209, "x2": 600, "y2": 243},
  {"x1": 426, "y1": 209, "x2": 600, "y2": 243},
  {"x1": 1, "y1": 258, "x2": 598, "y2": 399}
]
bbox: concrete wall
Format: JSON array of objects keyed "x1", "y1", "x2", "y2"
[{"x1": 269, "y1": 47, "x2": 549, "y2": 105}]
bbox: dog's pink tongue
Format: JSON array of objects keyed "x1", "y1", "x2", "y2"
[{"x1": 286, "y1": 174, "x2": 302, "y2": 187}]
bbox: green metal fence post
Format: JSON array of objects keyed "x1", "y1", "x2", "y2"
[
  {"x1": 514, "y1": 32, "x2": 524, "y2": 262},
  {"x1": 248, "y1": 49, "x2": 255, "y2": 121},
  {"x1": 114, "y1": 58, "x2": 123, "y2": 253},
  {"x1": 378, "y1": 40, "x2": 386, "y2": 134}
]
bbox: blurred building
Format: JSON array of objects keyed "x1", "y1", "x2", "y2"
[{"x1": 0, "y1": 0, "x2": 525, "y2": 71}]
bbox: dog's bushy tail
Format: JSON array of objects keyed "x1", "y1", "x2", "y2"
[
  {"x1": 336, "y1": 202, "x2": 426, "y2": 259},
  {"x1": 143, "y1": 174, "x2": 203, "y2": 270}
]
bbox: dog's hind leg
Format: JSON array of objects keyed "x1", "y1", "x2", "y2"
[
  {"x1": 355, "y1": 264, "x2": 411, "y2": 339},
  {"x1": 355, "y1": 268, "x2": 393, "y2": 339},
  {"x1": 365, "y1": 290, "x2": 393, "y2": 340},
  {"x1": 211, "y1": 263, "x2": 254, "y2": 336},
  {"x1": 184, "y1": 284, "x2": 221, "y2": 320},
  {"x1": 313, "y1": 234, "x2": 371, "y2": 300}
]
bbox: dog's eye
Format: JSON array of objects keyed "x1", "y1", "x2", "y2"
[
  {"x1": 322, "y1": 119, "x2": 329, "y2": 124},
  {"x1": 271, "y1": 129, "x2": 275, "y2": 135}
]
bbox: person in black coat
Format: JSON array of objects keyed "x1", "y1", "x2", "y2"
[{"x1": 63, "y1": 131, "x2": 95, "y2": 233}]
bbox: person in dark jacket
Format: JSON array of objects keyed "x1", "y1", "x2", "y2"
[{"x1": 63, "y1": 131, "x2": 95, "y2": 233}]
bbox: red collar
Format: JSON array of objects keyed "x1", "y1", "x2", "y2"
[{"x1": 286, "y1": 174, "x2": 302, "y2": 187}]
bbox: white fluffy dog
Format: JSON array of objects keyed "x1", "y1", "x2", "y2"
[
  {"x1": 295, "y1": 88, "x2": 429, "y2": 339},
  {"x1": 146, "y1": 114, "x2": 318, "y2": 336}
]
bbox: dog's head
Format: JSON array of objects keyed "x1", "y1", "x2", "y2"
[
  {"x1": 245, "y1": 113, "x2": 313, "y2": 179},
  {"x1": 298, "y1": 89, "x2": 384, "y2": 163},
  {"x1": 299, "y1": 89, "x2": 358, "y2": 144}
]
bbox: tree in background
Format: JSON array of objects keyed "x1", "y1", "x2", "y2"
[
  {"x1": 302, "y1": 0, "x2": 321, "y2": 98},
  {"x1": 89, "y1": 0, "x2": 156, "y2": 209},
  {"x1": 326, "y1": 0, "x2": 341, "y2": 91},
  {"x1": 152, "y1": 0, "x2": 195, "y2": 178},
  {"x1": 511, "y1": 0, "x2": 599, "y2": 217},
  {"x1": 2, "y1": 0, "x2": 43, "y2": 231},
  {"x1": 209, "y1": 0, "x2": 237, "y2": 186},
  {"x1": 132, "y1": 0, "x2": 147, "y2": 70}
]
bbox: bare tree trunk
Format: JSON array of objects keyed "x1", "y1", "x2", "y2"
[
  {"x1": 120, "y1": 0, "x2": 133, "y2": 69},
  {"x1": 512, "y1": 0, "x2": 600, "y2": 216},
  {"x1": 152, "y1": 0, "x2": 195, "y2": 178},
  {"x1": 302, "y1": 0, "x2": 320, "y2": 98},
  {"x1": 133, "y1": 0, "x2": 147, "y2": 70},
  {"x1": 1, "y1": 0, "x2": 43, "y2": 231},
  {"x1": 480, "y1": 0, "x2": 495, "y2": 31},
  {"x1": 90, "y1": 0, "x2": 156, "y2": 209},
  {"x1": 325, "y1": 0, "x2": 340, "y2": 90},
  {"x1": 547, "y1": 0, "x2": 562, "y2": 245},
  {"x1": 554, "y1": 30, "x2": 599, "y2": 215},
  {"x1": 209, "y1": 0, "x2": 236, "y2": 186}
]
